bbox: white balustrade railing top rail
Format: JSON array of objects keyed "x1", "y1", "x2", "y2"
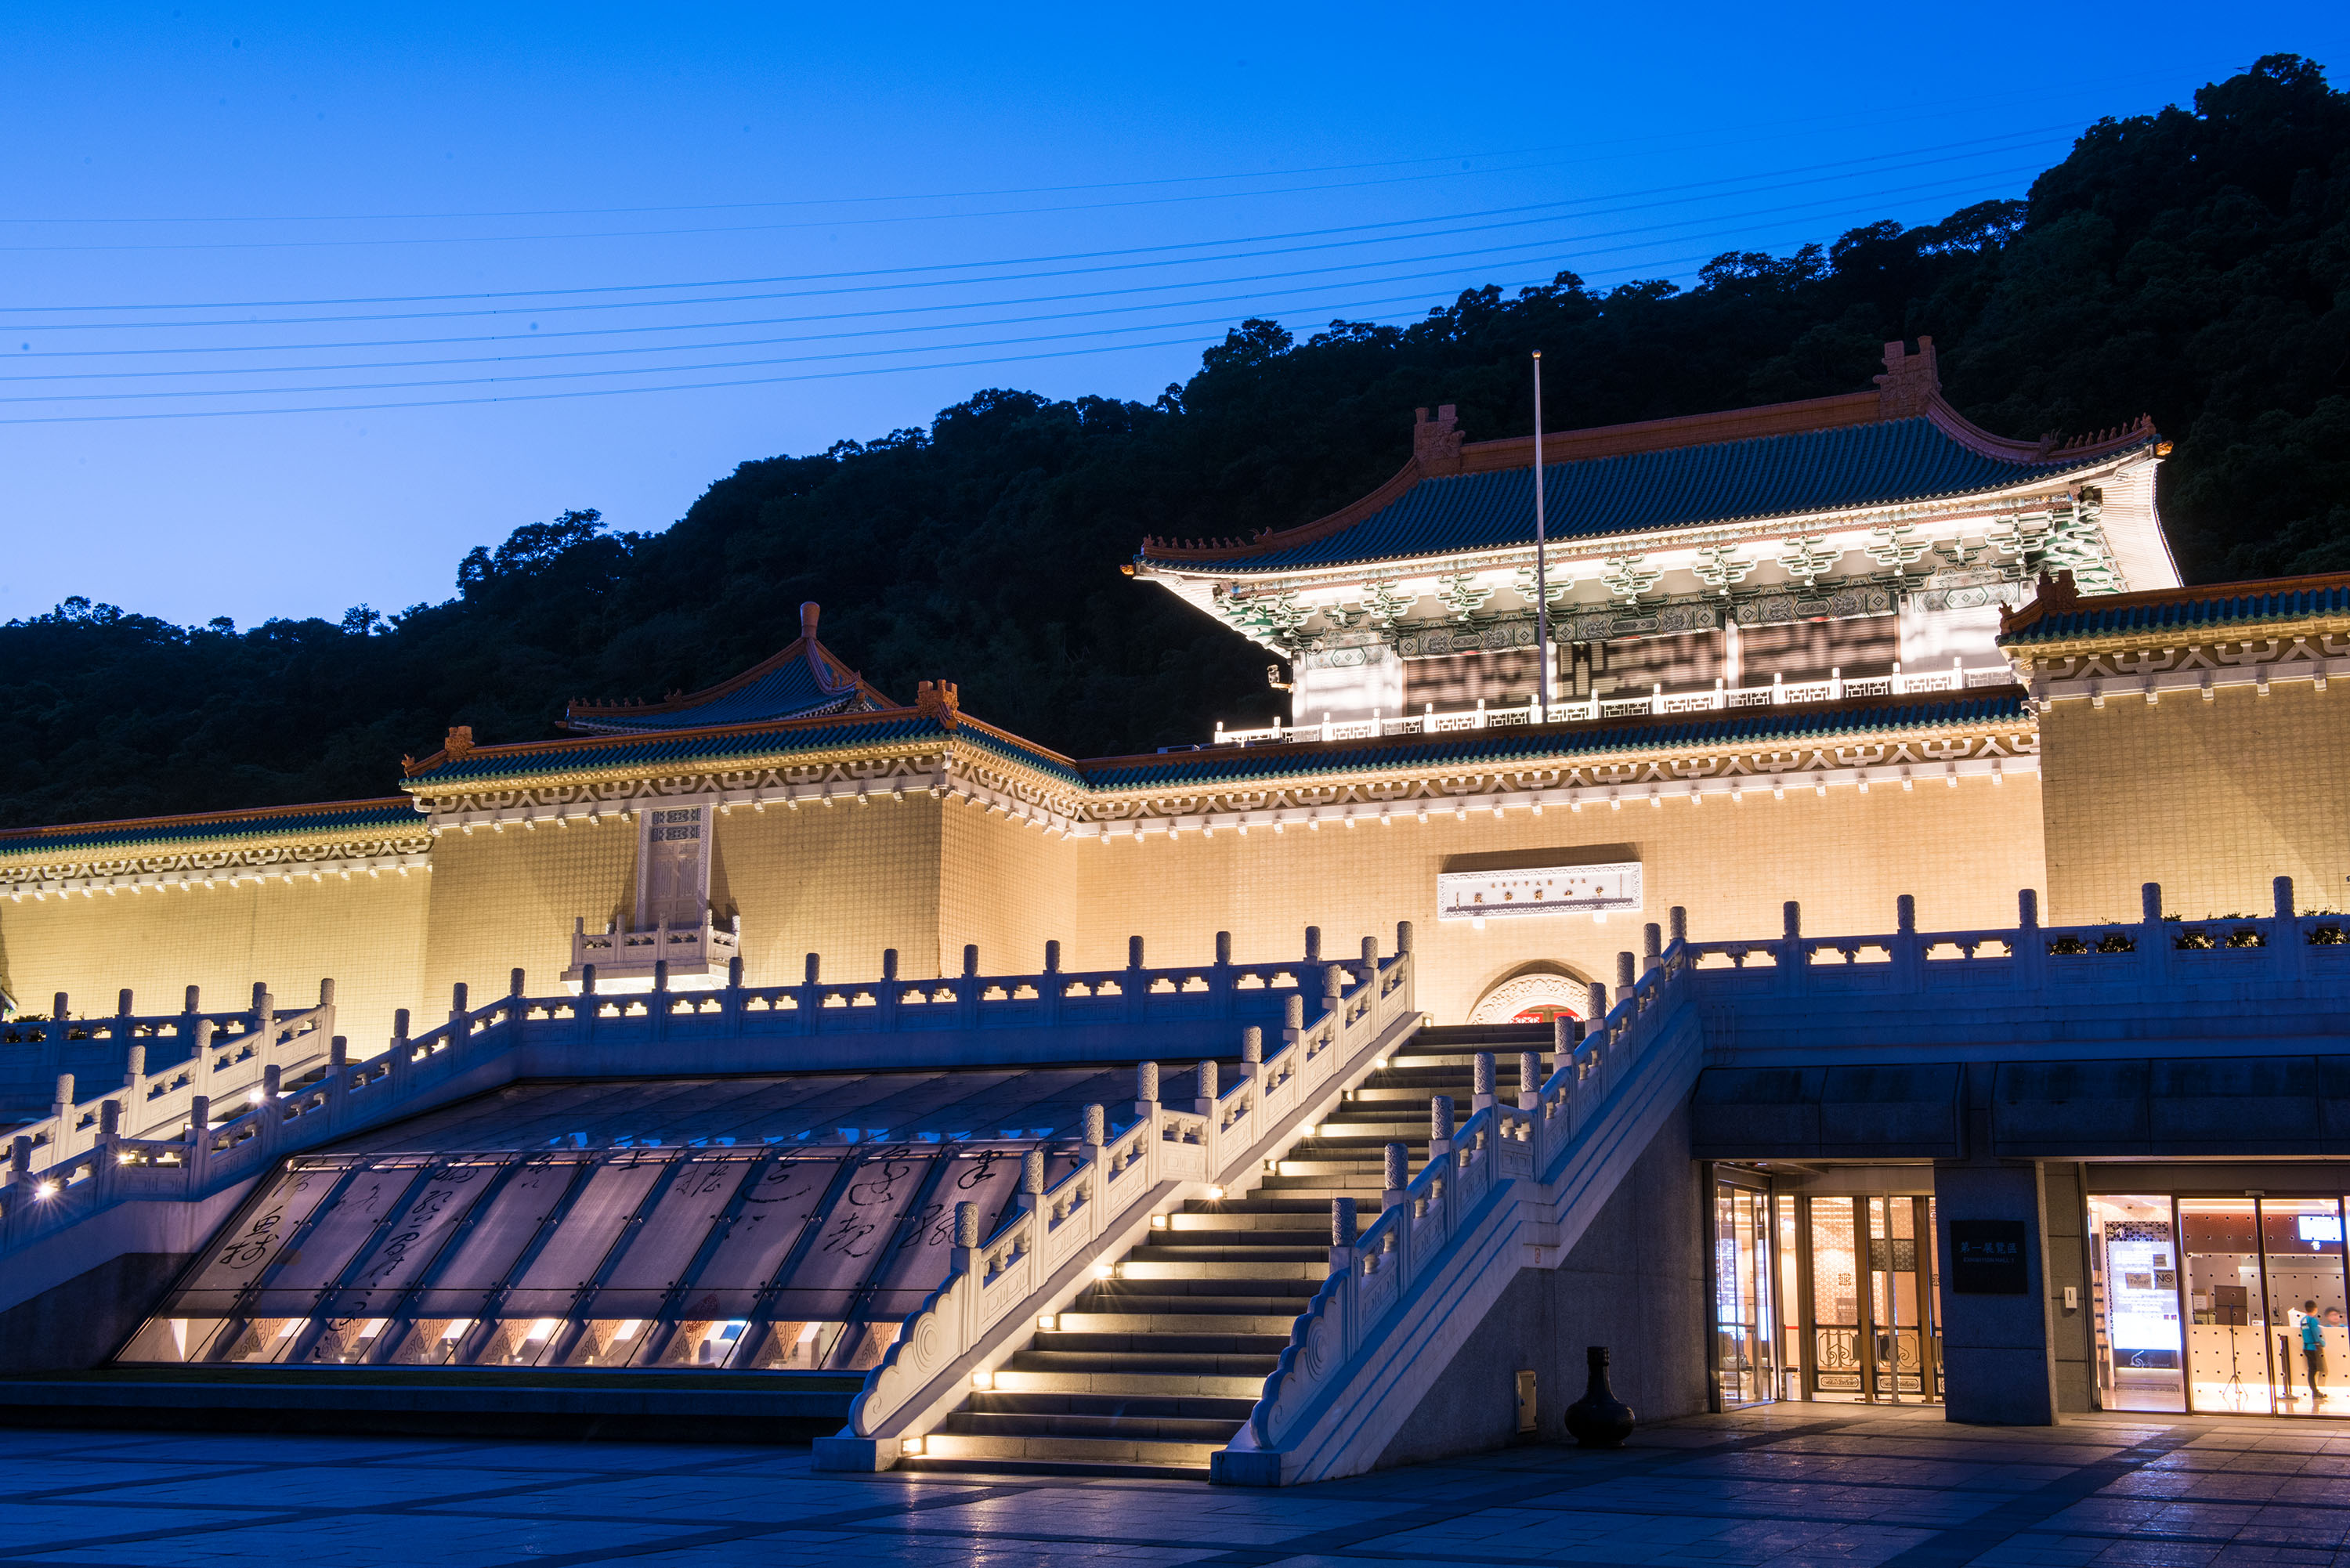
[{"x1": 1214, "y1": 660, "x2": 2015, "y2": 746}]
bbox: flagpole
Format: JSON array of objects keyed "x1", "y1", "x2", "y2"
[{"x1": 1532, "y1": 350, "x2": 1549, "y2": 719}]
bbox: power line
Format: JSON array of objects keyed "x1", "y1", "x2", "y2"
[
  {"x1": 0, "y1": 170, "x2": 2037, "y2": 421},
  {"x1": 2, "y1": 130, "x2": 2065, "y2": 316},
  {"x1": 0, "y1": 164, "x2": 2044, "y2": 388}
]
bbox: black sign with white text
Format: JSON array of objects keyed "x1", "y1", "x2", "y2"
[{"x1": 1948, "y1": 1219, "x2": 2030, "y2": 1294}]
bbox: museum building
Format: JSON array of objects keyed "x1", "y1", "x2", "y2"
[{"x1": 3, "y1": 341, "x2": 2350, "y2": 1476}]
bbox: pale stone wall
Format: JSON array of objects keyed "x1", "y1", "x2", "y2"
[
  {"x1": 1062, "y1": 777, "x2": 2046, "y2": 1021},
  {"x1": 2039, "y1": 684, "x2": 2350, "y2": 925},
  {"x1": 0, "y1": 872, "x2": 428, "y2": 1053}
]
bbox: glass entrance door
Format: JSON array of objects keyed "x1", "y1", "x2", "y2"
[
  {"x1": 2182, "y1": 1198, "x2": 2269, "y2": 1413},
  {"x1": 2260, "y1": 1198, "x2": 2346, "y2": 1414},
  {"x1": 1712, "y1": 1179, "x2": 1774, "y2": 1405},
  {"x1": 1867, "y1": 1196, "x2": 1937, "y2": 1402}
]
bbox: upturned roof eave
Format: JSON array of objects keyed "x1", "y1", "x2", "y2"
[
  {"x1": 1074, "y1": 688, "x2": 2032, "y2": 795},
  {"x1": 0, "y1": 797, "x2": 423, "y2": 863},
  {"x1": 1139, "y1": 439, "x2": 2157, "y2": 584}
]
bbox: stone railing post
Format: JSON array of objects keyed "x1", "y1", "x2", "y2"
[
  {"x1": 1471, "y1": 1053, "x2": 1496, "y2": 1112},
  {"x1": 952, "y1": 1201, "x2": 982, "y2": 1274},
  {"x1": 960, "y1": 943, "x2": 982, "y2": 1027},
  {"x1": 1895, "y1": 894, "x2": 1922, "y2": 988},
  {"x1": 1195, "y1": 1060, "x2": 1218, "y2": 1117},
  {"x1": 1082, "y1": 1103, "x2": 1105, "y2": 1172},
  {"x1": 1330, "y1": 1196, "x2": 1357, "y2": 1271},
  {"x1": 1323, "y1": 963, "x2": 1345, "y2": 1018},
  {"x1": 1429, "y1": 1094, "x2": 1455, "y2": 1162},
  {"x1": 1585, "y1": 982, "x2": 1607, "y2": 1036},
  {"x1": 1396, "y1": 919, "x2": 1413, "y2": 957},
  {"x1": 1615, "y1": 951, "x2": 1635, "y2": 994},
  {"x1": 1360, "y1": 934, "x2": 1379, "y2": 983},
  {"x1": 2274, "y1": 875, "x2": 2305, "y2": 983},
  {"x1": 1383, "y1": 1142, "x2": 1409, "y2": 1211},
  {"x1": 327, "y1": 1035, "x2": 349, "y2": 1115},
  {"x1": 1642, "y1": 923, "x2": 1661, "y2": 974},
  {"x1": 2142, "y1": 881, "x2": 2169, "y2": 982},
  {"x1": 1303, "y1": 925, "x2": 1321, "y2": 966},
  {"x1": 123, "y1": 1042, "x2": 145, "y2": 1097},
  {"x1": 1518, "y1": 1051, "x2": 1543, "y2": 1112},
  {"x1": 1134, "y1": 1060, "x2": 1159, "y2": 1122},
  {"x1": 1282, "y1": 992, "x2": 1305, "y2": 1052},
  {"x1": 2016, "y1": 889, "x2": 2044, "y2": 988},
  {"x1": 98, "y1": 1098, "x2": 121, "y2": 1154},
  {"x1": 448, "y1": 982, "x2": 468, "y2": 1028},
  {"x1": 1015, "y1": 1147, "x2": 1045, "y2": 1214},
  {"x1": 877, "y1": 949, "x2": 898, "y2": 1031},
  {"x1": 1779, "y1": 901, "x2": 1805, "y2": 994},
  {"x1": 1668, "y1": 905, "x2": 1687, "y2": 948},
  {"x1": 185, "y1": 1094, "x2": 211, "y2": 1194},
  {"x1": 51, "y1": 1073, "x2": 74, "y2": 1123},
  {"x1": 799, "y1": 953, "x2": 823, "y2": 1035},
  {"x1": 1238, "y1": 1026, "x2": 1262, "y2": 1082},
  {"x1": 8, "y1": 1136, "x2": 31, "y2": 1190},
  {"x1": 1126, "y1": 937, "x2": 1147, "y2": 1021}
]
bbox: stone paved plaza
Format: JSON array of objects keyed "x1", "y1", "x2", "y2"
[{"x1": 0, "y1": 1406, "x2": 2346, "y2": 1566}]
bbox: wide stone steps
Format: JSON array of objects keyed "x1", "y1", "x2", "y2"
[{"x1": 898, "y1": 1029, "x2": 1560, "y2": 1477}]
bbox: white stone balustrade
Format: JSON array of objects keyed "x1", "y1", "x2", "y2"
[
  {"x1": 1220, "y1": 873, "x2": 2350, "y2": 1485},
  {"x1": 0, "y1": 931, "x2": 1415, "y2": 1301},
  {"x1": 562, "y1": 915, "x2": 741, "y2": 992},
  {"x1": 1, "y1": 982, "x2": 337, "y2": 1194},
  {"x1": 1213, "y1": 660, "x2": 2015, "y2": 746},
  {"x1": 825, "y1": 934, "x2": 1422, "y2": 1465}
]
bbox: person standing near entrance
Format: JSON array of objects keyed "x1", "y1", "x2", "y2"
[{"x1": 2304, "y1": 1300, "x2": 2329, "y2": 1405}]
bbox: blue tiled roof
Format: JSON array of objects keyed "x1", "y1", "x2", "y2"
[
  {"x1": 2001, "y1": 583, "x2": 2350, "y2": 645},
  {"x1": 1080, "y1": 695, "x2": 2028, "y2": 789},
  {"x1": 1162, "y1": 419, "x2": 2143, "y2": 573},
  {"x1": 0, "y1": 800, "x2": 420, "y2": 858},
  {"x1": 566, "y1": 642, "x2": 877, "y2": 734},
  {"x1": 407, "y1": 716, "x2": 954, "y2": 786}
]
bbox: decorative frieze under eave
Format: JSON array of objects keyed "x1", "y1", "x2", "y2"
[
  {"x1": 0, "y1": 837, "x2": 433, "y2": 899},
  {"x1": 1074, "y1": 730, "x2": 2039, "y2": 842},
  {"x1": 2016, "y1": 632, "x2": 2350, "y2": 710},
  {"x1": 410, "y1": 750, "x2": 956, "y2": 834}
]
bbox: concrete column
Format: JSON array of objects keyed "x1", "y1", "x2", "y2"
[{"x1": 1931, "y1": 1159, "x2": 2059, "y2": 1425}]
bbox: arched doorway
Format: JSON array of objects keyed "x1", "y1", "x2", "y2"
[{"x1": 1468, "y1": 969, "x2": 1591, "y2": 1024}]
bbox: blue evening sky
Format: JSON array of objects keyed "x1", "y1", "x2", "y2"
[{"x1": 4, "y1": 5, "x2": 2343, "y2": 627}]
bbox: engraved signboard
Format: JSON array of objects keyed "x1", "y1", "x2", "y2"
[
  {"x1": 1437, "y1": 862, "x2": 1641, "y2": 922},
  {"x1": 1948, "y1": 1219, "x2": 2030, "y2": 1294}
]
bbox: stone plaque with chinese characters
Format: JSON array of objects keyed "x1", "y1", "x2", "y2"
[{"x1": 1437, "y1": 862, "x2": 1641, "y2": 922}]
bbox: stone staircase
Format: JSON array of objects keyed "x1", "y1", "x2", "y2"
[{"x1": 902, "y1": 1021, "x2": 1552, "y2": 1477}]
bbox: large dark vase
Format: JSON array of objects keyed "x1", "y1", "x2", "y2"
[{"x1": 1564, "y1": 1345, "x2": 1636, "y2": 1447}]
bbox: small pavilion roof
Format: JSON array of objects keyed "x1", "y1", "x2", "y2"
[
  {"x1": 561, "y1": 602, "x2": 894, "y2": 735},
  {"x1": 1137, "y1": 341, "x2": 2158, "y2": 578}
]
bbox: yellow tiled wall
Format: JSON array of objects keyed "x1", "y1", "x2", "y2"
[
  {"x1": 2039, "y1": 684, "x2": 2350, "y2": 924},
  {"x1": 421, "y1": 818, "x2": 637, "y2": 1005},
  {"x1": 0, "y1": 870, "x2": 429, "y2": 1051},
  {"x1": 711, "y1": 794, "x2": 944, "y2": 983},
  {"x1": 1059, "y1": 777, "x2": 2046, "y2": 1021}
]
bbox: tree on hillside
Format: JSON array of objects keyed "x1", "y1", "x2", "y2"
[{"x1": 1, "y1": 56, "x2": 2344, "y2": 830}]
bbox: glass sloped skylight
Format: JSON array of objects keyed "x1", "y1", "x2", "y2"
[{"x1": 118, "y1": 1061, "x2": 1200, "y2": 1372}]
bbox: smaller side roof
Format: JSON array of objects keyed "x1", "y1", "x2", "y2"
[
  {"x1": 561, "y1": 602, "x2": 895, "y2": 735},
  {"x1": 1999, "y1": 570, "x2": 2350, "y2": 651}
]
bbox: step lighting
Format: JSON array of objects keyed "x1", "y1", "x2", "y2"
[
  {"x1": 1150, "y1": 1213, "x2": 1167, "y2": 1229},
  {"x1": 1206, "y1": 1185, "x2": 1224, "y2": 1200},
  {"x1": 1036, "y1": 1314, "x2": 1056, "y2": 1330},
  {"x1": 971, "y1": 1371, "x2": 993, "y2": 1389},
  {"x1": 902, "y1": 1436, "x2": 924, "y2": 1456},
  {"x1": 1094, "y1": 1263, "x2": 1115, "y2": 1279}
]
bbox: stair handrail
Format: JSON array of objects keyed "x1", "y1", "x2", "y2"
[
  {"x1": 835, "y1": 934, "x2": 1420, "y2": 1450},
  {"x1": 1242, "y1": 935, "x2": 1692, "y2": 1457}
]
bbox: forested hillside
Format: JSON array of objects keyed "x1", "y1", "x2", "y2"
[{"x1": 5, "y1": 55, "x2": 2345, "y2": 831}]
